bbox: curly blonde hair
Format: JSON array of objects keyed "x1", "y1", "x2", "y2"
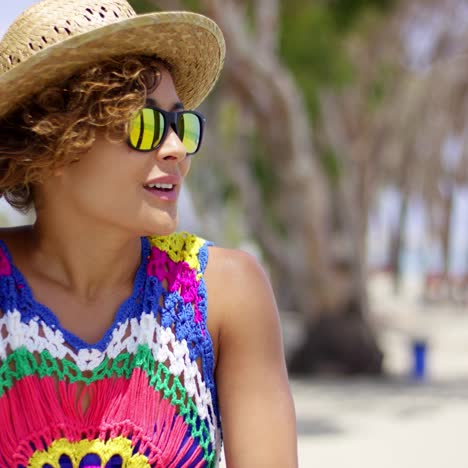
[{"x1": 0, "y1": 55, "x2": 165, "y2": 212}]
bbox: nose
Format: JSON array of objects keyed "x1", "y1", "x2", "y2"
[{"x1": 156, "y1": 127, "x2": 187, "y2": 162}]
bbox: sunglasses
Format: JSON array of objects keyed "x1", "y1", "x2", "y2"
[{"x1": 127, "y1": 106, "x2": 206, "y2": 155}]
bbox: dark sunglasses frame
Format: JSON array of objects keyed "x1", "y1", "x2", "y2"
[{"x1": 127, "y1": 106, "x2": 206, "y2": 155}]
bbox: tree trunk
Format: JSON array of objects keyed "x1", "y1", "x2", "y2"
[
  {"x1": 140, "y1": 0, "x2": 384, "y2": 375},
  {"x1": 389, "y1": 190, "x2": 410, "y2": 294},
  {"x1": 206, "y1": 0, "x2": 382, "y2": 374},
  {"x1": 440, "y1": 182, "x2": 455, "y2": 278}
]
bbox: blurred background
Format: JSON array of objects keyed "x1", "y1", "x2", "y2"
[{"x1": 2, "y1": 0, "x2": 468, "y2": 466}]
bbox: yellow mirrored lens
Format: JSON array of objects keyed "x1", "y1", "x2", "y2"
[
  {"x1": 129, "y1": 108, "x2": 164, "y2": 150},
  {"x1": 129, "y1": 112, "x2": 142, "y2": 148},
  {"x1": 179, "y1": 113, "x2": 201, "y2": 154},
  {"x1": 141, "y1": 108, "x2": 158, "y2": 150}
]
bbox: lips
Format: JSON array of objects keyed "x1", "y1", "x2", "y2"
[{"x1": 143, "y1": 174, "x2": 181, "y2": 202}]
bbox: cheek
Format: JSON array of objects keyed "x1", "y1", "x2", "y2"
[
  {"x1": 180, "y1": 157, "x2": 192, "y2": 178},
  {"x1": 60, "y1": 150, "x2": 140, "y2": 206}
]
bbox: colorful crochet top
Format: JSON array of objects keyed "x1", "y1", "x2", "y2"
[{"x1": 0, "y1": 233, "x2": 222, "y2": 468}]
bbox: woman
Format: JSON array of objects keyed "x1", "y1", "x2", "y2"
[{"x1": 0, "y1": 0, "x2": 297, "y2": 467}]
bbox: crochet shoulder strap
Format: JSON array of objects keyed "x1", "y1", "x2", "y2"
[{"x1": 145, "y1": 231, "x2": 219, "y2": 413}]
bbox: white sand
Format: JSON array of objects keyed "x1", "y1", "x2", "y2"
[{"x1": 222, "y1": 274, "x2": 468, "y2": 467}]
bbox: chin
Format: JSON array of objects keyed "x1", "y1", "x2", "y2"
[{"x1": 143, "y1": 214, "x2": 179, "y2": 237}]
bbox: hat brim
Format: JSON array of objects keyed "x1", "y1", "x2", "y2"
[{"x1": 0, "y1": 11, "x2": 225, "y2": 119}]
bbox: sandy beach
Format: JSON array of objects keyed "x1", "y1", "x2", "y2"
[
  {"x1": 222, "y1": 274, "x2": 468, "y2": 467},
  {"x1": 295, "y1": 274, "x2": 468, "y2": 467}
]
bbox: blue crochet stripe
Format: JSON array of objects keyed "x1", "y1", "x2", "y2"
[
  {"x1": 196, "y1": 241, "x2": 220, "y2": 426},
  {"x1": 142, "y1": 239, "x2": 220, "y2": 424},
  {"x1": 0, "y1": 235, "x2": 220, "y2": 425},
  {"x1": 0, "y1": 238, "x2": 150, "y2": 352}
]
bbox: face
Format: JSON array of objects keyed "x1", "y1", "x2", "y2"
[{"x1": 38, "y1": 66, "x2": 192, "y2": 237}]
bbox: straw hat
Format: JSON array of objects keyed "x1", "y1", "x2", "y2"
[{"x1": 0, "y1": 0, "x2": 225, "y2": 120}]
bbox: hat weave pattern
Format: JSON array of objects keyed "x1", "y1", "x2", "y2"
[
  {"x1": 0, "y1": 0, "x2": 225, "y2": 118},
  {"x1": 0, "y1": 0, "x2": 135, "y2": 70}
]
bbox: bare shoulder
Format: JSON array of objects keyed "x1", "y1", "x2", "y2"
[
  {"x1": 205, "y1": 246, "x2": 269, "y2": 290},
  {"x1": 205, "y1": 247, "x2": 298, "y2": 467},
  {"x1": 204, "y1": 245, "x2": 280, "y2": 352},
  {"x1": 205, "y1": 246, "x2": 275, "y2": 317}
]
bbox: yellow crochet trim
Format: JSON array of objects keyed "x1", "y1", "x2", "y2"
[
  {"x1": 149, "y1": 232, "x2": 206, "y2": 278},
  {"x1": 28, "y1": 437, "x2": 150, "y2": 467}
]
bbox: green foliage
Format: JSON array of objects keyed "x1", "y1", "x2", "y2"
[
  {"x1": 216, "y1": 101, "x2": 285, "y2": 234},
  {"x1": 280, "y1": 4, "x2": 353, "y2": 119},
  {"x1": 367, "y1": 63, "x2": 400, "y2": 111},
  {"x1": 249, "y1": 135, "x2": 278, "y2": 204},
  {"x1": 130, "y1": 0, "x2": 202, "y2": 13},
  {"x1": 180, "y1": 0, "x2": 202, "y2": 11},
  {"x1": 129, "y1": 0, "x2": 160, "y2": 13},
  {"x1": 279, "y1": 0, "x2": 395, "y2": 120},
  {"x1": 248, "y1": 133, "x2": 288, "y2": 236},
  {"x1": 219, "y1": 101, "x2": 240, "y2": 150},
  {"x1": 329, "y1": 0, "x2": 394, "y2": 30},
  {"x1": 279, "y1": 0, "x2": 395, "y2": 183},
  {"x1": 221, "y1": 182, "x2": 238, "y2": 203},
  {"x1": 320, "y1": 147, "x2": 342, "y2": 185}
]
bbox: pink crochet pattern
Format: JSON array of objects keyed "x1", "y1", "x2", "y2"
[
  {"x1": 0, "y1": 233, "x2": 221, "y2": 468},
  {"x1": 147, "y1": 247, "x2": 203, "y2": 325}
]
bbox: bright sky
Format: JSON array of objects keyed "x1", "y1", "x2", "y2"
[{"x1": 0, "y1": 1, "x2": 39, "y2": 39}]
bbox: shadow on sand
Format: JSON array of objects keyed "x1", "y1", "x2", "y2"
[{"x1": 293, "y1": 375, "x2": 468, "y2": 436}]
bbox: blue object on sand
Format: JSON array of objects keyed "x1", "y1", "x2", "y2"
[{"x1": 411, "y1": 339, "x2": 427, "y2": 379}]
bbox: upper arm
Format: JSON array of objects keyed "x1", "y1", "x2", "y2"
[{"x1": 205, "y1": 247, "x2": 298, "y2": 468}]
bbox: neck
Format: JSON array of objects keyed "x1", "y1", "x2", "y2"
[{"x1": 27, "y1": 211, "x2": 143, "y2": 303}]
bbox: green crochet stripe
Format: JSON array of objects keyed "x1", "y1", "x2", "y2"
[{"x1": 0, "y1": 345, "x2": 215, "y2": 465}]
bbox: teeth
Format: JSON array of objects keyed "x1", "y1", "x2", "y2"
[{"x1": 147, "y1": 183, "x2": 174, "y2": 189}]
